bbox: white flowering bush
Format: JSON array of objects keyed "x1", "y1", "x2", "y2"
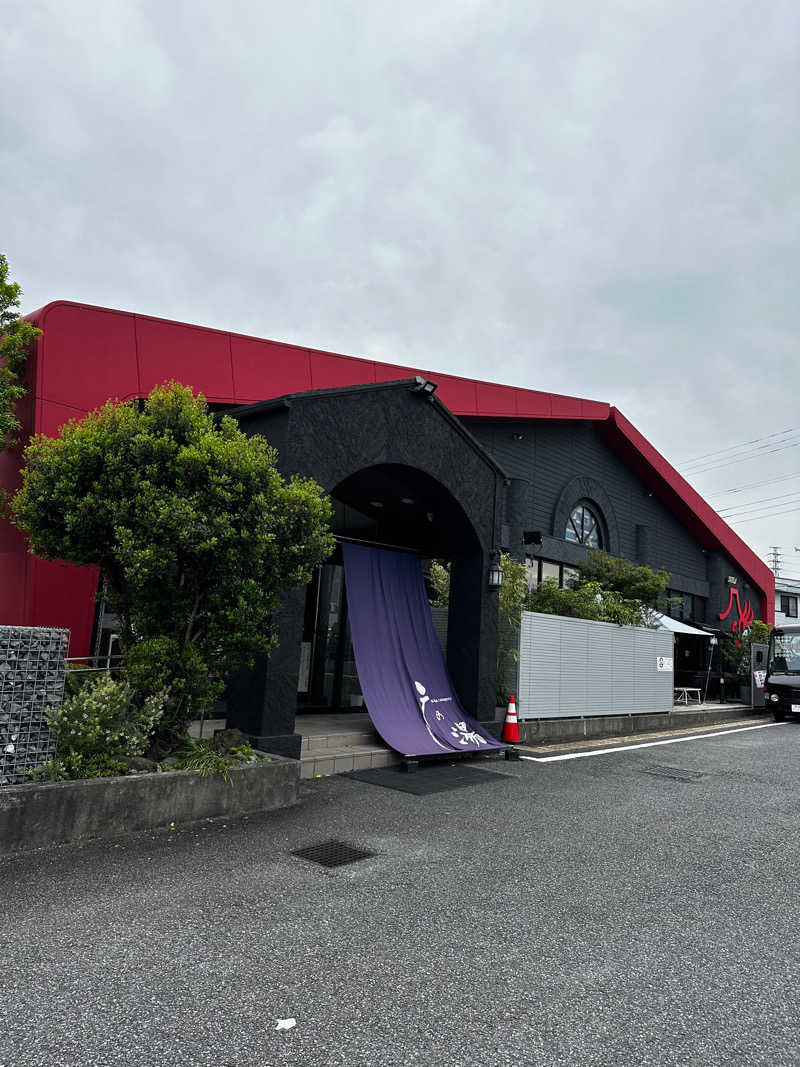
[{"x1": 46, "y1": 673, "x2": 166, "y2": 759}]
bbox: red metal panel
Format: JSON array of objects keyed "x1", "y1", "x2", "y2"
[
  {"x1": 475, "y1": 382, "x2": 519, "y2": 417},
  {"x1": 0, "y1": 552, "x2": 29, "y2": 625},
  {"x1": 231, "y1": 336, "x2": 312, "y2": 402},
  {"x1": 514, "y1": 389, "x2": 555, "y2": 418},
  {"x1": 580, "y1": 399, "x2": 612, "y2": 419},
  {"x1": 310, "y1": 352, "x2": 376, "y2": 390},
  {"x1": 37, "y1": 302, "x2": 140, "y2": 410},
  {"x1": 36, "y1": 399, "x2": 86, "y2": 439},
  {"x1": 30, "y1": 558, "x2": 98, "y2": 657},
  {"x1": 373, "y1": 362, "x2": 418, "y2": 384},
  {"x1": 550, "y1": 394, "x2": 588, "y2": 419},
  {"x1": 136, "y1": 316, "x2": 235, "y2": 400},
  {"x1": 424, "y1": 374, "x2": 478, "y2": 414}
]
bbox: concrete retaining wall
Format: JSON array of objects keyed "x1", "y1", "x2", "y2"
[
  {"x1": 518, "y1": 704, "x2": 766, "y2": 745},
  {"x1": 0, "y1": 756, "x2": 299, "y2": 855}
]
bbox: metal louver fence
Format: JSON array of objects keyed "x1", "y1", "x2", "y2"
[
  {"x1": 0, "y1": 626, "x2": 70, "y2": 785},
  {"x1": 517, "y1": 611, "x2": 674, "y2": 720}
]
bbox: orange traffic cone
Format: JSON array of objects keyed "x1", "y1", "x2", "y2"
[{"x1": 502, "y1": 696, "x2": 520, "y2": 743}]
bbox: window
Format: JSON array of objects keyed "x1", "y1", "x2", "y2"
[
  {"x1": 780, "y1": 595, "x2": 798, "y2": 618},
  {"x1": 526, "y1": 558, "x2": 573, "y2": 590},
  {"x1": 565, "y1": 503, "x2": 602, "y2": 549},
  {"x1": 540, "y1": 560, "x2": 561, "y2": 585},
  {"x1": 666, "y1": 590, "x2": 704, "y2": 623}
]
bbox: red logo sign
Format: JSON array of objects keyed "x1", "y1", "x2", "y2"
[{"x1": 718, "y1": 588, "x2": 754, "y2": 646}]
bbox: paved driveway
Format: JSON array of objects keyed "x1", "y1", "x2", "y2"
[{"x1": 2, "y1": 720, "x2": 799, "y2": 1066}]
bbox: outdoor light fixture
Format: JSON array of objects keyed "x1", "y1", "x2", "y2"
[
  {"x1": 411, "y1": 376, "x2": 438, "y2": 397},
  {"x1": 488, "y1": 554, "x2": 503, "y2": 589},
  {"x1": 511, "y1": 432, "x2": 524, "y2": 441}
]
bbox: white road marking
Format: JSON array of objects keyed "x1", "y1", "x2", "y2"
[{"x1": 519, "y1": 721, "x2": 782, "y2": 762}]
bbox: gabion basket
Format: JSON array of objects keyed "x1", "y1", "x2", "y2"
[{"x1": 0, "y1": 626, "x2": 70, "y2": 786}]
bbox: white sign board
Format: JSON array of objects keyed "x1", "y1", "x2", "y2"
[
  {"x1": 656, "y1": 656, "x2": 674, "y2": 672},
  {"x1": 753, "y1": 670, "x2": 766, "y2": 689}
]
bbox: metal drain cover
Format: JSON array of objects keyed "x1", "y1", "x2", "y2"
[
  {"x1": 291, "y1": 840, "x2": 376, "y2": 868},
  {"x1": 644, "y1": 764, "x2": 703, "y2": 782}
]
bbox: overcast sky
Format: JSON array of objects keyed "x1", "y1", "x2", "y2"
[{"x1": 4, "y1": 0, "x2": 799, "y2": 576}]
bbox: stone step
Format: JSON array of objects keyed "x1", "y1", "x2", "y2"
[
  {"x1": 300, "y1": 729, "x2": 379, "y2": 753},
  {"x1": 300, "y1": 743, "x2": 400, "y2": 779}
]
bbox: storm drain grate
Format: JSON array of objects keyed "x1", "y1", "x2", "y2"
[
  {"x1": 291, "y1": 840, "x2": 376, "y2": 868},
  {"x1": 643, "y1": 764, "x2": 704, "y2": 782}
]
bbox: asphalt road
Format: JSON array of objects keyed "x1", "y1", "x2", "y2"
[{"x1": 2, "y1": 720, "x2": 799, "y2": 1067}]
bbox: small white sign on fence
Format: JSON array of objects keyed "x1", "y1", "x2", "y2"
[{"x1": 656, "y1": 656, "x2": 674, "y2": 672}]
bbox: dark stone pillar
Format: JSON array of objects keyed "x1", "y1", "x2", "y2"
[
  {"x1": 447, "y1": 547, "x2": 499, "y2": 723},
  {"x1": 226, "y1": 585, "x2": 306, "y2": 759}
]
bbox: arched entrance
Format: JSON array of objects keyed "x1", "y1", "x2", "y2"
[
  {"x1": 297, "y1": 463, "x2": 483, "y2": 714},
  {"x1": 227, "y1": 377, "x2": 507, "y2": 757}
]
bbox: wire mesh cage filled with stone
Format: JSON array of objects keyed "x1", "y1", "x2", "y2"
[{"x1": 0, "y1": 626, "x2": 70, "y2": 785}]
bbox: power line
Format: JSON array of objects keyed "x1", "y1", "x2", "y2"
[
  {"x1": 677, "y1": 427, "x2": 799, "y2": 468},
  {"x1": 681, "y1": 433, "x2": 800, "y2": 473},
  {"x1": 709, "y1": 471, "x2": 800, "y2": 499},
  {"x1": 684, "y1": 438, "x2": 800, "y2": 477},
  {"x1": 731, "y1": 504, "x2": 800, "y2": 525},
  {"x1": 719, "y1": 490, "x2": 800, "y2": 516}
]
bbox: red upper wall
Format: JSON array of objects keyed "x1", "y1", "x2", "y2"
[
  {"x1": 27, "y1": 300, "x2": 611, "y2": 424},
  {"x1": 9, "y1": 299, "x2": 774, "y2": 649}
]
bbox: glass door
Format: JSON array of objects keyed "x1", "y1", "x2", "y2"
[{"x1": 297, "y1": 561, "x2": 363, "y2": 711}]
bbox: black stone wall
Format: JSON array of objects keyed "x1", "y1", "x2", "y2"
[{"x1": 465, "y1": 417, "x2": 760, "y2": 627}]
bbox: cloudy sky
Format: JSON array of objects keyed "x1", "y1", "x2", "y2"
[{"x1": 3, "y1": 0, "x2": 799, "y2": 575}]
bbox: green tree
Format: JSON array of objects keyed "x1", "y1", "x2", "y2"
[
  {"x1": 0, "y1": 254, "x2": 41, "y2": 450},
  {"x1": 12, "y1": 383, "x2": 335, "y2": 726},
  {"x1": 575, "y1": 549, "x2": 669, "y2": 603},
  {"x1": 428, "y1": 560, "x2": 450, "y2": 607}
]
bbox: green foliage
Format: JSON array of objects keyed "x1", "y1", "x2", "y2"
[
  {"x1": 527, "y1": 579, "x2": 651, "y2": 627},
  {"x1": 429, "y1": 560, "x2": 450, "y2": 607},
  {"x1": 497, "y1": 553, "x2": 529, "y2": 702},
  {"x1": 723, "y1": 619, "x2": 772, "y2": 676},
  {"x1": 46, "y1": 673, "x2": 166, "y2": 759},
  {"x1": 12, "y1": 382, "x2": 335, "y2": 723},
  {"x1": 576, "y1": 549, "x2": 669, "y2": 603},
  {"x1": 28, "y1": 753, "x2": 129, "y2": 782},
  {"x1": 0, "y1": 254, "x2": 41, "y2": 450},
  {"x1": 169, "y1": 736, "x2": 260, "y2": 781}
]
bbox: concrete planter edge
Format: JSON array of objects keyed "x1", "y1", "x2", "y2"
[{"x1": 0, "y1": 755, "x2": 300, "y2": 856}]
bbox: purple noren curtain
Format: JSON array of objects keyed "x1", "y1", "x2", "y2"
[{"x1": 342, "y1": 543, "x2": 505, "y2": 756}]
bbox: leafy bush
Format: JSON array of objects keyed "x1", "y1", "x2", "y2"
[
  {"x1": 168, "y1": 736, "x2": 263, "y2": 781},
  {"x1": 46, "y1": 673, "x2": 166, "y2": 760},
  {"x1": 527, "y1": 579, "x2": 652, "y2": 627},
  {"x1": 28, "y1": 753, "x2": 129, "y2": 782}
]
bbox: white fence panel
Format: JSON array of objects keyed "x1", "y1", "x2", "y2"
[{"x1": 518, "y1": 611, "x2": 674, "y2": 720}]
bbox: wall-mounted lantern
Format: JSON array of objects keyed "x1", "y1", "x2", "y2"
[{"x1": 488, "y1": 554, "x2": 503, "y2": 589}]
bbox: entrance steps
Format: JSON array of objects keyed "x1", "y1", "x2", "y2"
[{"x1": 297, "y1": 713, "x2": 400, "y2": 779}]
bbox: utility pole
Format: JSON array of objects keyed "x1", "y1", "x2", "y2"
[{"x1": 768, "y1": 545, "x2": 783, "y2": 577}]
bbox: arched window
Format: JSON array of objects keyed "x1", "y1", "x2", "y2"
[{"x1": 566, "y1": 502, "x2": 603, "y2": 549}]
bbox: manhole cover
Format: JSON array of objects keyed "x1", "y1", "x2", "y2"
[
  {"x1": 643, "y1": 764, "x2": 703, "y2": 782},
  {"x1": 291, "y1": 840, "x2": 376, "y2": 868}
]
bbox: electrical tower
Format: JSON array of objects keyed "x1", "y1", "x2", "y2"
[{"x1": 768, "y1": 546, "x2": 784, "y2": 577}]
